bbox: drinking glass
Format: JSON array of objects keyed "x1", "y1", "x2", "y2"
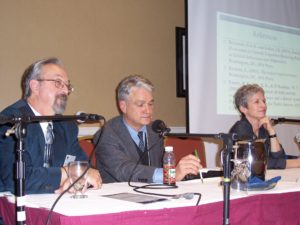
[{"x1": 68, "y1": 161, "x2": 89, "y2": 199}]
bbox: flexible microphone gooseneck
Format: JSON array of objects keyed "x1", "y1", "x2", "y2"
[
  {"x1": 127, "y1": 136, "x2": 158, "y2": 187},
  {"x1": 46, "y1": 113, "x2": 105, "y2": 225},
  {"x1": 46, "y1": 163, "x2": 91, "y2": 225},
  {"x1": 127, "y1": 120, "x2": 202, "y2": 206}
]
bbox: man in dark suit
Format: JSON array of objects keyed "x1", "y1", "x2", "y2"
[
  {"x1": 0, "y1": 58, "x2": 102, "y2": 194},
  {"x1": 95, "y1": 75, "x2": 201, "y2": 183}
]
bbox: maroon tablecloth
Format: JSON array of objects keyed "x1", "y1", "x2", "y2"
[{"x1": 1, "y1": 191, "x2": 300, "y2": 225}]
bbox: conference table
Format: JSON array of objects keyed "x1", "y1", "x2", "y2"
[{"x1": 1, "y1": 168, "x2": 300, "y2": 225}]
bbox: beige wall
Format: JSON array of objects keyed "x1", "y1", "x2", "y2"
[{"x1": 0, "y1": 0, "x2": 186, "y2": 127}]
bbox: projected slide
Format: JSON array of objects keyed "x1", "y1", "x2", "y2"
[{"x1": 217, "y1": 12, "x2": 300, "y2": 116}]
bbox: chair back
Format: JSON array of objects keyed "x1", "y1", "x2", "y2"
[
  {"x1": 164, "y1": 136, "x2": 206, "y2": 167},
  {"x1": 79, "y1": 136, "x2": 96, "y2": 168}
]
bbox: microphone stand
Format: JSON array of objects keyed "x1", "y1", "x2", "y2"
[
  {"x1": 0, "y1": 114, "x2": 103, "y2": 225},
  {"x1": 0, "y1": 114, "x2": 104, "y2": 124},
  {"x1": 218, "y1": 133, "x2": 235, "y2": 225},
  {"x1": 15, "y1": 121, "x2": 26, "y2": 225},
  {"x1": 166, "y1": 132, "x2": 245, "y2": 225}
]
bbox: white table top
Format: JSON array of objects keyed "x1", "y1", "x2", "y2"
[{"x1": 2, "y1": 168, "x2": 300, "y2": 216}]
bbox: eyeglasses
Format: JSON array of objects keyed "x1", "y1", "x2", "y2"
[{"x1": 37, "y1": 79, "x2": 74, "y2": 93}]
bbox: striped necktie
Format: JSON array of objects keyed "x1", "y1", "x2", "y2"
[
  {"x1": 43, "y1": 122, "x2": 54, "y2": 168},
  {"x1": 137, "y1": 131, "x2": 145, "y2": 151}
]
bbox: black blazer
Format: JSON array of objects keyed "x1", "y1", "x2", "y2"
[{"x1": 230, "y1": 116, "x2": 286, "y2": 169}]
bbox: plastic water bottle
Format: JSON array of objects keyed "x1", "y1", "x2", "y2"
[{"x1": 163, "y1": 146, "x2": 176, "y2": 185}]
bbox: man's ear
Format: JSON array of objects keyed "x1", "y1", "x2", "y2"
[
  {"x1": 29, "y1": 79, "x2": 40, "y2": 96},
  {"x1": 119, "y1": 100, "x2": 127, "y2": 114}
]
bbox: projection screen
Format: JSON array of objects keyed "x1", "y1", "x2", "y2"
[{"x1": 187, "y1": 0, "x2": 300, "y2": 167}]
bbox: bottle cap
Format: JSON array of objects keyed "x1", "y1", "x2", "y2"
[{"x1": 165, "y1": 146, "x2": 173, "y2": 152}]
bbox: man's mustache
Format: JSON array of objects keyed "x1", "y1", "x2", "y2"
[{"x1": 57, "y1": 94, "x2": 68, "y2": 102}]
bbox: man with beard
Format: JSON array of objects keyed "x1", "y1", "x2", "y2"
[{"x1": 0, "y1": 58, "x2": 102, "y2": 194}]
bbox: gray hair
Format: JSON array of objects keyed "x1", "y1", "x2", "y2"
[
  {"x1": 117, "y1": 75, "x2": 154, "y2": 101},
  {"x1": 21, "y1": 57, "x2": 63, "y2": 99},
  {"x1": 234, "y1": 84, "x2": 265, "y2": 114}
]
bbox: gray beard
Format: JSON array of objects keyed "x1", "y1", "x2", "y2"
[{"x1": 53, "y1": 94, "x2": 68, "y2": 114}]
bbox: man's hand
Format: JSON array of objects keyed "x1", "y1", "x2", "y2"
[
  {"x1": 55, "y1": 168, "x2": 102, "y2": 194},
  {"x1": 175, "y1": 154, "x2": 202, "y2": 181},
  {"x1": 86, "y1": 168, "x2": 102, "y2": 190}
]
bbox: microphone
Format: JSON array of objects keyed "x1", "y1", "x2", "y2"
[
  {"x1": 151, "y1": 119, "x2": 171, "y2": 137},
  {"x1": 76, "y1": 112, "x2": 105, "y2": 123}
]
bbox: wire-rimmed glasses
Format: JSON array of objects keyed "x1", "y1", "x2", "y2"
[{"x1": 37, "y1": 78, "x2": 74, "y2": 93}]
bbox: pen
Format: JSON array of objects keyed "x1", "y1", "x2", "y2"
[{"x1": 194, "y1": 149, "x2": 203, "y2": 183}]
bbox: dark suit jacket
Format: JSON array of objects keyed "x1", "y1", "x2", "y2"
[
  {"x1": 95, "y1": 116, "x2": 164, "y2": 183},
  {"x1": 0, "y1": 99, "x2": 87, "y2": 194},
  {"x1": 230, "y1": 116, "x2": 286, "y2": 169}
]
